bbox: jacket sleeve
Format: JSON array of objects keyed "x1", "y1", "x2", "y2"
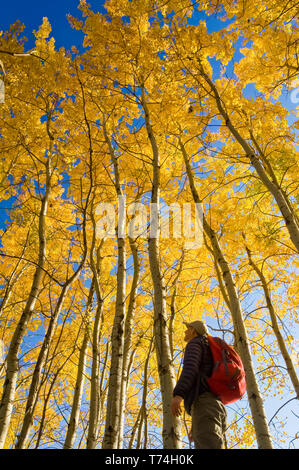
[{"x1": 173, "y1": 338, "x2": 202, "y2": 398}]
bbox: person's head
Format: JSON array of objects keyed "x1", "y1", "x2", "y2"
[{"x1": 183, "y1": 320, "x2": 208, "y2": 342}]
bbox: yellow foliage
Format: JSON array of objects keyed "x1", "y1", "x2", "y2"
[{"x1": 0, "y1": 0, "x2": 298, "y2": 450}]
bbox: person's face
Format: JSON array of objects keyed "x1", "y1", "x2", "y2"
[{"x1": 184, "y1": 326, "x2": 197, "y2": 342}]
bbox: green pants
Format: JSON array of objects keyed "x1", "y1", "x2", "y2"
[{"x1": 191, "y1": 391, "x2": 227, "y2": 449}]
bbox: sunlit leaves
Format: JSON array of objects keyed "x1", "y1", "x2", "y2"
[{"x1": 0, "y1": 0, "x2": 298, "y2": 449}]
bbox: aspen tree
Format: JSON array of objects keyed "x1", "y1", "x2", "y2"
[
  {"x1": 244, "y1": 241, "x2": 299, "y2": 399},
  {"x1": 136, "y1": 337, "x2": 154, "y2": 449},
  {"x1": 169, "y1": 252, "x2": 185, "y2": 361},
  {"x1": 0, "y1": 0, "x2": 298, "y2": 450},
  {"x1": 63, "y1": 282, "x2": 94, "y2": 449},
  {"x1": 67, "y1": 57, "x2": 107, "y2": 448},
  {"x1": 141, "y1": 84, "x2": 181, "y2": 448},
  {"x1": 86, "y1": 232, "x2": 104, "y2": 449},
  {"x1": 15, "y1": 173, "x2": 90, "y2": 448},
  {"x1": 179, "y1": 137, "x2": 274, "y2": 449},
  {"x1": 15, "y1": 260, "x2": 87, "y2": 448},
  {"x1": 0, "y1": 258, "x2": 30, "y2": 378},
  {"x1": 0, "y1": 232, "x2": 30, "y2": 319},
  {"x1": 118, "y1": 237, "x2": 140, "y2": 447},
  {"x1": 196, "y1": 63, "x2": 299, "y2": 253},
  {"x1": 86, "y1": 278, "x2": 103, "y2": 449},
  {"x1": 34, "y1": 333, "x2": 79, "y2": 449},
  {"x1": 0, "y1": 125, "x2": 53, "y2": 449},
  {"x1": 102, "y1": 121, "x2": 127, "y2": 449}
]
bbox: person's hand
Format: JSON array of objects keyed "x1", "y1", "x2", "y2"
[
  {"x1": 188, "y1": 429, "x2": 193, "y2": 442},
  {"x1": 171, "y1": 396, "x2": 183, "y2": 417}
]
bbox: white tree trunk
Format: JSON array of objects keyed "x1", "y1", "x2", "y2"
[
  {"x1": 86, "y1": 226, "x2": 105, "y2": 449},
  {"x1": 16, "y1": 258, "x2": 86, "y2": 448},
  {"x1": 86, "y1": 298, "x2": 103, "y2": 448},
  {"x1": 181, "y1": 138, "x2": 273, "y2": 449},
  {"x1": 0, "y1": 152, "x2": 52, "y2": 449},
  {"x1": 102, "y1": 124, "x2": 126, "y2": 449},
  {"x1": 64, "y1": 324, "x2": 89, "y2": 449},
  {"x1": 245, "y1": 243, "x2": 299, "y2": 398},
  {"x1": 118, "y1": 237, "x2": 140, "y2": 448},
  {"x1": 198, "y1": 64, "x2": 299, "y2": 253},
  {"x1": 142, "y1": 86, "x2": 181, "y2": 448}
]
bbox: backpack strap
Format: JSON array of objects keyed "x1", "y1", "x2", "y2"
[{"x1": 196, "y1": 336, "x2": 213, "y2": 393}]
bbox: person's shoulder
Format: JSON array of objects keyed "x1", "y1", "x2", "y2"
[
  {"x1": 191, "y1": 335, "x2": 206, "y2": 343},
  {"x1": 189, "y1": 335, "x2": 209, "y2": 349},
  {"x1": 188, "y1": 336, "x2": 203, "y2": 347},
  {"x1": 189, "y1": 336, "x2": 200, "y2": 343}
]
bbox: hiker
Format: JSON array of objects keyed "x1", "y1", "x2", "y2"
[{"x1": 171, "y1": 320, "x2": 227, "y2": 449}]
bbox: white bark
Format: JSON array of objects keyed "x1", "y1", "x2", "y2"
[
  {"x1": 118, "y1": 237, "x2": 140, "y2": 448},
  {"x1": 245, "y1": 243, "x2": 299, "y2": 399},
  {"x1": 136, "y1": 338, "x2": 153, "y2": 449},
  {"x1": 198, "y1": 64, "x2": 299, "y2": 253},
  {"x1": 60, "y1": 279, "x2": 94, "y2": 449},
  {"x1": 0, "y1": 230, "x2": 30, "y2": 317},
  {"x1": 169, "y1": 252, "x2": 185, "y2": 360},
  {"x1": 0, "y1": 260, "x2": 29, "y2": 379},
  {"x1": 0, "y1": 151, "x2": 52, "y2": 449},
  {"x1": 16, "y1": 257, "x2": 86, "y2": 449},
  {"x1": 102, "y1": 123, "x2": 126, "y2": 449},
  {"x1": 86, "y1": 297, "x2": 103, "y2": 448},
  {"x1": 180, "y1": 138, "x2": 273, "y2": 449},
  {"x1": 64, "y1": 324, "x2": 89, "y2": 449},
  {"x1": 86, "y1": 227, "x2": 105, "y2": 449},
  {"x1": 141, "y1": 86, "x2": 181, "y2": 449}
]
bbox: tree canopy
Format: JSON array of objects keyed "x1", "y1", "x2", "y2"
[{"x1": 0, "y1": 0, "x2": 298, "y2": 449}]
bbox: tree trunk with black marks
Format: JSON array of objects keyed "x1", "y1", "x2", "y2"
[
  {"x1": 180, "y1": 138, "x2": 273, "y2": 449},
  {"x1": 141, "y1": 86, "x2": 181, "y2": 449}
]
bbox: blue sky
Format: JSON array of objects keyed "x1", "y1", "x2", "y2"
[
  {"x1": 0, "y1": 1, "x2": 105, "y2": 232},
  {"x1": 1, "y1": 0, "x2": 233, "y2": 52},
  {"x1": 1, "y1": 0, "x2": 298, "y2": 449},
  {"x1": 0, "y1": 0, "x2": 228, "y2": 232},
  {"x1": 1, "y1": 0, "x2": 106, "y2": 51}
]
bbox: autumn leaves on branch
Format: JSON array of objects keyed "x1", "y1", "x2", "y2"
[{"x1": 0, "y1": 0, "x2": 298, "y2": 449}]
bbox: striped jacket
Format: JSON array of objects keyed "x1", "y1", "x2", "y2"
[{"x1": 173, "y1": 335, "x2": 213, "y2": 415}]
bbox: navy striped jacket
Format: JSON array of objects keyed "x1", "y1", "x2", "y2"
[{"x1": 173, "y1": 335, "x2": 213, "y2": 415}]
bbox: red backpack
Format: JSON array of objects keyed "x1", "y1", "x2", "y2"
[{"x1": 206, "y1": 336, "x2": 246, "y2": 405}]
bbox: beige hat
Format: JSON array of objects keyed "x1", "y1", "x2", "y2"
[{"x1": 183, "y1": 320, "x2": 208, "y2": 336}]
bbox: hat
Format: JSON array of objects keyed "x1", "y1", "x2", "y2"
[{"x1": 183, "y1": 320, "x2": 208, "y2": 336}]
